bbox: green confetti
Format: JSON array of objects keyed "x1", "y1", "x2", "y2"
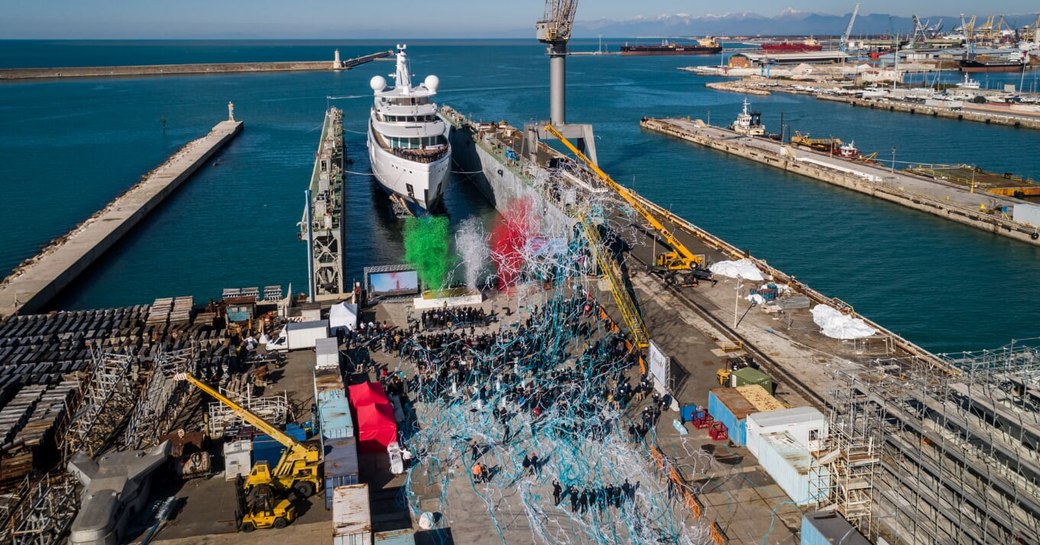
[{"x1": 403, "y1": 216, "x2": 453, "y2": 291}]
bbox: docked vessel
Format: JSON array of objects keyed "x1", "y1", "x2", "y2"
[
  {"x1": 620, "y1": 37, "x2": 722, "y2": 56},
  {"x1": 761, "y1": 38, "x2": 822, "y2": 53},
  {"x1": 960, "y1": 56, "x2": 1028, "y2": 73},
  {"x1": 730, "y1": 98, "x2": 765, "y2": 136},
  {"x1": 367, "y1": 45, "x2": 450, "y2": 212}
]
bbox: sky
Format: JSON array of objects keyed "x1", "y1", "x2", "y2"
[{"x1": 2, "y1": 0, "x2": 1037, "y2": 39}]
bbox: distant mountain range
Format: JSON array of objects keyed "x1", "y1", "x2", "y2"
[{"x1": 572, "y1": 10, "x2": 1018, "y2": 38}]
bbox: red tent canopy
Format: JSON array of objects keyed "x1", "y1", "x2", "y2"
[{"x1": 348, "y1": 382, "x2": 398, "y2": 453}]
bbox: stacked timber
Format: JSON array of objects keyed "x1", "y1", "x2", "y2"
[
  {"x1": 0, "y1": 381, "x2": 79, "y2": 486},
  {"x1": 146, "y1": 298, "x2": 173, "y2": 326},
  {"x1": 170, "y1": 297, "x2": 193, "y2": 325}
]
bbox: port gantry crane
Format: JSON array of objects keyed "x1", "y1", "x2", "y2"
[
  {"x1": 176, "y1": 372, "x2": 323, "y2": 499},
  {"x1": 544, "y1": 123, "x2": 713, "y2": 350},
  {"x1": 839, "y1": 2, "x2": 860, "y2": 53}
]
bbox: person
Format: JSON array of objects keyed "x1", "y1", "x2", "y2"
[
  {"x1": 522, "y1": 454, "x2": 532, "y2": 476},
  {"x1": 472, "y1": 462, "x2": 484, "y2": 483},
  {"x1": 552, "y1": 480, "x2": 562, "y2": 505},
  {"x1": 471, "y1": 441, "x2": 480, "y2": 461},
  {"x1": 530, "y1": 453, "x2": 540, "y2": 476}
]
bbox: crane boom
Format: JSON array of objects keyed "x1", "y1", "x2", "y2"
[
  {"x1": 538, "y1": 0, "x2": 579, "y2": 43},
  {"x1": 177, "y1": 373, "x2": 309, "y2": 457},
  {"x1": 840, "y1": 2, "x2": 860, "y2": 53},
  {"x1": 544, "y1": 123, "x2": 703, "y2": 269}
]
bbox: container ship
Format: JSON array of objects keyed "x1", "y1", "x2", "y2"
[
  {"x1": 620, "y1": 37, "x2": 722, "y2": 56},
  {"x1": 959, "y1": 58, "x2": 1029, "y2": 73},
  {"x1": 761, "y1": 37, "x2": 822, "y2": 53}
]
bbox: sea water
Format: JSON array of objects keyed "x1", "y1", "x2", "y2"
[{"x1": 0, "y1": 39, "x2": 1037, "y2": 353}]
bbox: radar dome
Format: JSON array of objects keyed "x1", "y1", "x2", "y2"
[
  {"x1": 424, "y1": 75, "x2": 440, "y2": 92},
  {"x1": 370, "y1": 76, "x2": 387, "y2": 92}
]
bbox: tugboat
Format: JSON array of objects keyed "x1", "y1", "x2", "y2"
[
  {"x1": 837, "y1": 141, "x2": 861, "y2": 159},
  {"x1": 367, "y1": 44, "x2": 451, "y2": 212},
  {"x1": 730, "y1": 98, "x2": 765, "y2": 137}
]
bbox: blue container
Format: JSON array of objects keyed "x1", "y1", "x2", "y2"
[
  {"x1": 800, "y1": 512, "x2": 871, "y2": 545},
  {"x1": 318, "y1": 394, "x2": 354, "y2": 439},
  {"x1": 323, "y1": 436, "x2": 359, "y2": 509},
  {"x1": 251, "y1": 424, "x2": 307, "y2": 465},
  {"x1": 679, "y1": 404, "x2": 699, "y2": 423},
  {"x1": 375, "y1": 528, "x2": 417, "y2": 545},
  {"x1": 707, "y1": 389, "x2": 752, "y2": 446}
]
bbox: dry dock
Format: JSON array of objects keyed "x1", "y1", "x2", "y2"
[
  {"x1": 641, "y1": 117, "x2": 1040, "y2": 246},
  {"x1": 0, "y1": 50, "x2": 392, "y2": 81},
  {"x1": 0, "y1": 118, "x2": 243, "y2": 318}
]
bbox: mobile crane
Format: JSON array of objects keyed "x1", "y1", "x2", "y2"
[
  {"x1": 176, "y1": 373, "x2": 322, "y2": 499},
  {"x1": 543, "y1": 123, "x2": 710, "y2": 285}
]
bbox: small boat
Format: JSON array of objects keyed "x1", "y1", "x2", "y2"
[
  {"x1": 954, "y1": 73, "x2": 981, "y2": 89},
  {"x1": 730, "y1": 98, "x2": 765, "y2": 137},
  {"x1": 837, "y1": 141, "x2": 860, "y2": 159}
]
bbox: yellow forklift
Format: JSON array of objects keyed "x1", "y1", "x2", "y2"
[{"x1": 236, "y1": 476, "x2": 297, "y2": 532}]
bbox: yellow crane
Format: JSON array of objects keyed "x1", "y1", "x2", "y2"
[
  {"x1": 176, "y1": 372, "x2": 322, "y2": 498},
  {"x1": 543, "y1": 123, "x2": 706, "y2": 274}
]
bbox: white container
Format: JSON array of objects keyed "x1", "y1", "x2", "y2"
[
  {"x1": 747, "y1": 406, "x2": 827, "y2": 459},
  {"x1": 1013, "y1": 203, "x2": 1040, "y2": 228},
  {"x1": 315, "y1": 337, "x2": 340, "y2": 369},
  {"x1": 333, "y1": 484, "x2": 371, "y2": 541},
  {"x1": 286, "y1": 320, "x2": 329, "y2": 351},
  {"x1": 757, "y1": 431, "x2": 826, "y2": 505},
  {"x1": 223, "y1": 439, "x2": 252, "y2": 481}
]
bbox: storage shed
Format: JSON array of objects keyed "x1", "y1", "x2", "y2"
[
  {"x1": 747, "y1": 406, "x2": 827, "y2": 459},
  {"x1": 707, "y1": 388, "x2": 755, "y2": 446}
]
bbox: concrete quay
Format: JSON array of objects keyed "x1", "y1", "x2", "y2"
[
  {"x1": 641, "y1": 117, "x2": 1040, "y2": 246},
  {"x1": 0, "y1": 50, "x2": 392, "y2": 81},
  {"x1": 0, "y1": 119, "x2": 243, "y2": 318}
]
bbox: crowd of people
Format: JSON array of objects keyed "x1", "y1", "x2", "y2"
[
  {"x1": 554, "y1": 479, "x2": 640, "y2": 513},
  {"x1": 419, "y1": 306, "x2": 490, "y2": 330}
]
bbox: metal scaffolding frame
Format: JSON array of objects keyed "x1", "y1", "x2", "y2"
[
  {"x1": 206, "y1": 391, "x2": 288, "y2": 438},
  {"x1": 822, "y1": 342, "x2": 1040, "y2": 545},
  {"x1": 124, "y1": 345, "x2": 196, "y2": 449},
  {"x1": 64, "y1": 349, "x2": 138, "y2": 458},
  {"x1": 8, "y1": 472, "x2": 77, "y2": 545}
]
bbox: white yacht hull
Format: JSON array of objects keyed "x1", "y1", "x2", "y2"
[{"x1": 367, "y1": 128, "x2": 450, "y2": 211}]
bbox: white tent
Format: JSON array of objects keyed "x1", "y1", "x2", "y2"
[{"x1": 329, "y1": 302, "x2": 359, "y2": 331}]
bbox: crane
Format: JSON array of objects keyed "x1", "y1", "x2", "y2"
[
  {"x1": 839, "y1": 2, "x2": 860, "y2": 53},
  {"x1": 537, "y1": 0, "x2": 579, "y2": 127},
  {"x1": 544, "y1": 123, "x2": 707, "y2": 277},
  {"x1": 176, "y1": 373, "x2": 322, "y2": 498}
]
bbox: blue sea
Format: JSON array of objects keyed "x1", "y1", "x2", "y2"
[{"x1": 0, "y1": 39, "x2": 1038, "y2": 353}]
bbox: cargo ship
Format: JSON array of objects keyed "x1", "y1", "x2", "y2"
[
  {"x1": 959, "y1": 58, "x2": 1028, "y2": 73},
  {"x1": 620, "y1": 37, "x2": 722, "y2": 56},
  {"x1": 761, "y1": 37, "x2": 822, "y2": 53}
]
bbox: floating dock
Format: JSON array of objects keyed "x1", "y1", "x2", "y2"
[
  {"x1": 0, "y1": 50, "x2": 392, "y2": 81},
  {"x1": 0, "y1": 117, "x2": 243, "y2": 318},
  {"x1": 641, "y1": 116, "x2": 1040, "y2": 246},
  {"x1": 301, "y1": 107, "x2": 347, "y2": 301}
]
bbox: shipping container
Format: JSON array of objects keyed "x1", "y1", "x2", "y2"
[
  {"x1": 333, "y1": 484, "x2": 371, "y2": 541},
  {"x1": 1013, "y1": 203, "x2": 1040, "y2": 229},
  {"x1": 757, "y1": 431, "x2": 825, "y2": 505},
  {"x1": 374, "y1": 528, "x2": 416, "y2": 545},
  {"x1": 707, "y1": 388, "x2": 755, "y2": 446},
  {"x1": 747, "y1": 407, "x2": 827, "y2": 458},
  {"x1": 324, "y1": 436, "x2": 360, "y2": 509},
  {"x1": 315, "y1": 367, "x2": 346, "y2": 394},
  {"x1": 735, "y1": 385, "x2": 785, "y2": 413},
  {"x1": 223, "y1": 439, "x2": 251, "y2": 481},
  {"x1": 800, "y1": 512, "x2": 871, "y2": 545},
  {"x1": 319, "y1": 394, "x2": 355, "y2": 440},
  {"x1": 731, "y1": 367, "x2": 773, "y2": 394},
  {"x1": 316, "y1": 337, "x2": 340, "y2": 369},
  {"x1": 252, "y1": 423, "x2": 307, "y2": 465},
  {"x1": 286, "y1": 320, "x2": 329, "y2": 351}
]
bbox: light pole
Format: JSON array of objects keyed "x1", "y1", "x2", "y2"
[{"x1": 891, "y1": 147, "x2": 897, "y2": 174}]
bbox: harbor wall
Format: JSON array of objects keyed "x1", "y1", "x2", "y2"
[
  {"x1": 641, "y1": 118, "x2": 1040, "y2": 247},
  {"x1": 0, "y1": 51, "x2": 392, "y2": 81},
  {"x1": 0, "y1": 120, "x2": 243, "y2": 318},
  {"x1": 817, "y1": 95, "x2": 1040, "y2": 130}
]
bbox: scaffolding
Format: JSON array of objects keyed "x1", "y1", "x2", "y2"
[
  {"x1": 124, "y1": 345, "x2": 196, "y2": 449},
  {"x1": 206, "y1": 391, "x2": 289, "y2": 438},
  {"x1": 8, "y1": 472, "x2": 77, "y2": 545},
  {"x1": 64, "y1": 349, "x2": 138, "y2": 458},
  {"x1": 811, "y1": 371, "x2": 882, "y2": 540},
  {"x1": 821, "y1": 344, "x2": 1040, "y2": 545}
]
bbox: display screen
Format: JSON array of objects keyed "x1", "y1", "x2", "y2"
[{"x1": 368, "y1": 270, "x2": 420, "y2": 295}]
